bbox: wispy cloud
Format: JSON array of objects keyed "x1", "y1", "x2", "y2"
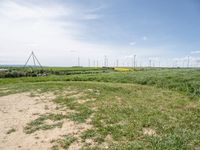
[
  {"x1": 0, "y1": 0, "x2": 192, "y2": 66},
  {"x1": 129, "y1": 41, "x2": 136, "y2": 46},
  {"x1": 86, "y1": 5, "x2": 106, "y2": 13},
  {"x1": 0, "y1": 0, "x2": 105, "y2": 65},
  {"x1": 191, "y1": 50, "x2": 200, "y2": 54},
  {"x1": 81, "y1": 13, "x2": 100, "y2": 20},
  {"x1": 0, "y1": 1, "x2": 72, "y2": 20},
  {"x1": 142, "y1": 36, "x2": 147, "y2": 41}
]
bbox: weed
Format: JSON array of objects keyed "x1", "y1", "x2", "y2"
[
  {"x1": 24, "y1": 114, "x2": 66, "y2": 134},
  {"x1": 51, "y1": 135, "x2": 76, "y2": 150},
  {"x1": 6, "y1": 128, "x2": 16, "y2": 134}
]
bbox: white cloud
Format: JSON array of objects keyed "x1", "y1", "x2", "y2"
[
  {"x1": 0, "y1": 0, "x2": 105, "y2": 66},
  {"x1": 129, "y1": 41, "x2": 136, "y2": 46},
  {"x1": 191, "y1": 50, "x2": 200, "y2": 54},
  {"x1": 0, "y1": 1, "x2": 169, "y2": 66},
  {"x1": 81, "y1": 13, "x2": 100, "y2": 20},
  {"x1": 142, "y1": 36, "x2": 147, "y2": 41},
  {"x1": 0, "y1": 1, "x2": 72, "y2": 20},
  {"x1": 86, "y1": 5, "x2": 106, "y2": 13}
]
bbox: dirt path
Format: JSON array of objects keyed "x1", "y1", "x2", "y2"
[{"x1": 0, "y1": 92, "x2": 92, "y2": 150}]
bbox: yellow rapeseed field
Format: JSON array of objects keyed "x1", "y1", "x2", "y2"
[{"x1": 114, "y1": 67, "x2": 132, "y2": 72}]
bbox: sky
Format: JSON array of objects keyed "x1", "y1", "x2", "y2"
[{"x1": 0, "y1": 0, "x2": 200, "y2": 67}]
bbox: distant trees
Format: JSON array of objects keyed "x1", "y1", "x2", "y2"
[{"x1": 0, "y1": 70, "x2": 45, "y2": 78}]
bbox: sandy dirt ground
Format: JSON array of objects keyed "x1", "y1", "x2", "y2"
[{"x1": 0, "y1": 92, "x2": 92, "y2": 150}]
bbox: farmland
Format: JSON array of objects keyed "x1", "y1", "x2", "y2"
[{"x1": 0, "y1": 67, "x2": 200, "y2": 150}]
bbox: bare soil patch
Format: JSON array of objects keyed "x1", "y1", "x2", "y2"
[
  {"x1": 0, "y1": 92, "x2": 92, "y2": 150},
  {"x1": 143, "y1": 128, "x2": 157, "y2": 136}
]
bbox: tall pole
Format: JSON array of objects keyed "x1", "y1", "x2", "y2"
[
  {"x1": 107, "y1": 57, "x2": 109, "y2": 67},
  {"x1": 97, "y1": 60, "x2": 99, "y2": 67},
  {"x1": 88, "y1": 59, "x2": 90, "y2": 67},
  {"x1": 149, "y1": 59, "x2": 152, "y2": 67},
  {"x1": 182, "y1": 60, "x2": 185, "y2": 68},
  {"x1": 116, "y1": 59, "x2": 119, "y2": 67},
  {"x1": 78, "y1": 57, "x2": 80, "y2": 66},
  {"x1": 187, "y1": 56, "x2": 190, "y2": 68},
  {"x1": 104, "y1": 56, "x2": 107, "y2": 67},
  {"x1": 134, "y1": 55, "x2": 136, "y2": 68},
  {"x1": 131, "y1": 57, "x2": 134, "y2": 68},
  {"x1": 104, "y1": 56, "x2": 109, "y2": 67}
]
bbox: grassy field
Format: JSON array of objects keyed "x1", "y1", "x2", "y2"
[
  {"x1": 0, "y1": 66, "x2": 114, "y2": 77},
  {"x1": 0, "y1": 67, "x2": 200, "y2": 149}
]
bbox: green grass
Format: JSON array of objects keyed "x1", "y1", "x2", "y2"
[
  {"x1": 17, "y1": 81, "x2": 199, "y2": 149},
  {"x1": 51, "y1": 135, "x2": 76, "y2": 150},
  {"x1": 54, "y1": 95, "x2": 93, "y2": 123},
  {"x1": 24, "y1": 114, "x2": 66, "y2": 134},
  {"x1": 90, "y1": 83, "x2": 200, "y2": 149},
  {"x1": 1, "y1": 68, "x2": 199, "y2": 97},
  {"x1": 1, "y1": 67, "x2": 200, "y2": 149},
  {"x1": 0, "y1": 66, "x2": 114, "y2": 77}
]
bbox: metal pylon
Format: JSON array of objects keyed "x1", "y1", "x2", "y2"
[{"x1": 24, "y1": 51, "x2": 43, "y2": 69}]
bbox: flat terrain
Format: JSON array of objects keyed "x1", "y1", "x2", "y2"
[
  {"x1": 0, "y1": 92, "x2": 91, "y2": 150},
  {"x1": 0, "y1": 68, "x2": 200, "y2": 149}
]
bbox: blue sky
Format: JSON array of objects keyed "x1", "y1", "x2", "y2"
[{"x1": 0, "y1": 0, "x2": 200, "y2": 66}]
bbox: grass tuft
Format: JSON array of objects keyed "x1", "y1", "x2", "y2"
[
  {"x1": 51, "y1": 135, "x2": 76, "y2": 150},
  {"x1": 24, "y1": 114, "x2": 66, "y2": 134},
  {"x1": 6, "y1": 128, "x2": 16, "y2": 134}
]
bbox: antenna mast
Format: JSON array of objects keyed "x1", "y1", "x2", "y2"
[{"x1": 24, "y1": 51, "x2": 43, "y2": 69}]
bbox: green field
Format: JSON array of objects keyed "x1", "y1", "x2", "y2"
[{"x1": 0, "y1": 67, "x2": 200, "y2": 149}]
